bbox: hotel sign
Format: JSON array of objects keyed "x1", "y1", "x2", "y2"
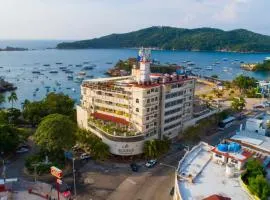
[
  {"x1": 50, "y1": 166, "x2": 63, "y2": 179},
  {"x1": 118, "y1": 144, "x2": 135, "y2": 155}
]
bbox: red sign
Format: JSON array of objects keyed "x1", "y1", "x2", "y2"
[
  {"x1": 56, "y1": 179, "x2": 62, "y2": 185},
  {"x1": 50, "y1": 166, "x2": 62, "y2": 179}
]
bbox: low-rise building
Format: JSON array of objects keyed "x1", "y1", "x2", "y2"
[
  {"x1": 77, "y1": 49, "x2": 195, "y2": 156},
  {"x1": 175, "y1": 142, "x2": 251, "y2": 200}
]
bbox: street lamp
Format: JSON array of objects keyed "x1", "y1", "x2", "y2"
[
  {"x1": 1, "y1": 152, "x2": 6, "y2": 183},
  {"x1": 160, "y1": 163, "x2": 178, "y2": 199},
  {"x1": 72, "y1": 158, "x2": 77, "y2": 198}
]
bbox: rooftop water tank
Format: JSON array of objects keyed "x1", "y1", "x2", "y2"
[
  {"x1": 217, "y1": 143, "x2": 228, "y2": 152},
  {"x1": 228, "y1": 142, "x2": 241, "y2": 152}
]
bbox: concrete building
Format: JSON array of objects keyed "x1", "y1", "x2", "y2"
[
  {"x1": 77, "y1": 49, "x2": 195, "y2": 156},
  {"x1": 175, "y1": 142, "x2": 251, "y2": 200}
]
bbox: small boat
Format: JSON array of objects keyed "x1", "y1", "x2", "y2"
[
  {"x1": 187, "y1": 62, "x2": 195, "y2": 66},
  {"x1": 56, "y1": 62, "x2": 63, "y2": 65},
  {"x1": 65, "y1": 70, "x2": 73, "y2": 74},
  {"x1": 74, "y1": 76, "x2": 84, "y2": 83},
  {"x1": 83, "y1": 61, "x2": 90, "y2": 64},
  {"x1": 32, "y1": 71, "x2": 41, "y2": 74},
  {"x1": 106, "y1": 62, "x2": 113, "y2": 64},
  {"x1": 35, "y1": 88, "x2": 39, "y2": 91},
  {"x1": 43, "y1": 64, "x2": 50, "y2": 67},
  {"x1": 83, "y1": 66, "x2": 93, "y2": 70},
  {"x1": 78, "y1": 71, "x2": 86, "y2": 76},
  {"x1": 86, "y1": 75, "x2": 94, "y2": 78},
  {"x1": 223, "y1": 58, "x2": 228, "y2": 61},
  {"x1": 205, "y1": 66, "x2": 213, "y2": 70},
  {"x1": 49, "y1": 70, "x2": 58, "y2": 73},
  {"x1": 72, "y1": 88, "x2": 76, "y2": 92},
  {"x1": 68, "y1": 64, "x2": 73, "y2": 66},
  {"x1": 223, "y1": 67, "x2": 228, "y2": 72},
  {"x1": 66, "y1": 87, "x2": 71, "y2": 90},
  {"x1": 240, "y1": 61, "x2": 244, "y2": 63},
  {"x1": 76, "y1": 64, "x2": 82, "y2": 67},
  {"x1": 59, "y1": 66, "x2": 67, "y2": 70},
  {"x1": 215, "y1": 62, "x2": 220, "y2": 64},
  {"x1": 67, "y1": 75, "x2": 73, "y2": 80}
]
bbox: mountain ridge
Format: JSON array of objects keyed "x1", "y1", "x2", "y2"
[{"x1": 56, "y1": 26, "x2": 270, "y2": 52}]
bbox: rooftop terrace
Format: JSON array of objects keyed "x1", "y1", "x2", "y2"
[{"x1": 177, "y1": 142, "x2": 250, "y2": 200}]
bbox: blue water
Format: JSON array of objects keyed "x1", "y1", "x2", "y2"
[{"x1": 0, "y1": 47, "x2": 270, "y2": 108}]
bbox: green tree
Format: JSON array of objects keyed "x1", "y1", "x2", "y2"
[
  {"x1": 0, "y1": 93, "x2": 5, "y2": 107},
  {"x1": 231, "y1": 97, "x2": 246, "y2": 112},
  {"x1": 143, "y1": 138, "x2": 171, "y2": 159},
  {"x1": 45, "y1": 93, "x2": 75, "y2": 117},
  {"x1": 0, "y1": 124, "x2": 20, "y2": 154},
  {"x1": 8, "y1": 91, "x2": 17, "y2": 109},
  {"x1": 242, "y1": 159, "x2": 270, "y2": 200},
  {"x1": 34, "y1": 114, "x2": 76, "y2": 152},
  {"x1": 22, "y1": 93, "x2": 75, "y2": 126},
  {"x1": 22, "y1": 101, "x2": 48, "y2": 126},
  {"x1": 233, "y1": 75, "x2": 257, "y2": 94},
  {"x1": 76, "y1": 129, "x2": 110, "y2": 160}
]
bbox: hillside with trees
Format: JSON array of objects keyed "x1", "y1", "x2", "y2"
[{"x1": 57, "y1": 26, "x2": 270, "y2": 52}]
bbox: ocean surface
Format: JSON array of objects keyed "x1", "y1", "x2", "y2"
[{"x1": 0, "y1": 40, "x2": 270, "y2": 108}]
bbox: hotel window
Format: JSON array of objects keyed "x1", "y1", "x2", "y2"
[
  {"x1": 147, "y1": 90, "x2": 150, "y2": 94},
  {"x1": 146, "y1": 125, "x2": 149, "y2": 129},
  {"x1": 155, "y1": 88, "x2": 158, "y2": 92},
  {"x1": 147, "y1": 108, "x2": 150, "y2": 112},
  {"x1": 146, "y1": 116, "x2": 149, "y2": 120},
  {"x1": 151, "y1": 98, "x2": 154, "y2": 102},
  {"x1": 136, "y1": 99, "x2": 139, "y2": 103},
  {"x1": 147, "y1": 99, "x2": 150, "y2": 103},
  {"x1": 151, "y1": 88, "x2": 154, "y2": 92},
  {"x1": 155, "y1": 97, "x2": 158, "y2": 101},
  {"x1": 136, "y1": 108, "x2": 139, "y2": 112}
]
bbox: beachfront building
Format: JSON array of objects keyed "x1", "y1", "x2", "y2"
[
  {"x1": 175, "y1": 142, "x2": 252, "y2": 200},
  {"x1": 77, "y1": 49, "x2": 195, "y2": 156}
]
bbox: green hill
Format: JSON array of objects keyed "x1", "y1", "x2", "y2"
[{"x1": 57, "y1": 26, "x2": 270, "y2": 52}]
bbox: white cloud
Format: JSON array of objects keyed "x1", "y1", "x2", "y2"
[{"x1": 0, "y1": 0, "x2": 268, "y2": 39}]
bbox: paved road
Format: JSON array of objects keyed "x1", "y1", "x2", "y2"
[{"x1": 107, "y1": 150, "x2": 184, "y2": 200}]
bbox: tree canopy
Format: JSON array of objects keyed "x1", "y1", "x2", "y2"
[
  {"x1": 34, "y1": 114, "x2": 77, "y2": 152},
  {"x1": 232, "y1": 75, "x2": 257, "y2": 94},
  {"x1": 0, "y1": 124, "x2": 20, "y2": 154},
  {"x1": 22, "y1": 92, "x2": 75, "y2": 126},
  {"x1": 76, "y1": 128, "x2": 110, "y2": 160},
  {"x1": 8, "y1": 91, "x2": 17, "y2": 108},
  {"x1": 231, "y1": 97, "x2": 246, "y2": 112},
  {"x1": 57, "y1": 26, "x2": 270, "y2": 52},
  {"x1": 242, "y1": 159, "x2": 270, "y2": 200},
  {"x1": 143, "y1": 138, "x2": 171, "y2": 158}
]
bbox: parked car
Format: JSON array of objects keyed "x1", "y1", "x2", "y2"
[
  {"x1": 80, "y1": 153, "x2": 91, "y2": 160},
  {"x1": 16, "y1": 147, "x2": 29, "y2": 153},
  {"x1": 145, "y1": 159, "x2": 157, "y2": 168},
  {"x1": 130, "y1": 163, "x2": 139, "y2": 172}
]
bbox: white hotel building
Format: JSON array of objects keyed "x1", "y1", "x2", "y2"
[{"x1": 77, "y1": 49, "x2": 195, "y2": 156}]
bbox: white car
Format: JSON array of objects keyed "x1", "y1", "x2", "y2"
[
  {"x1": 16, "y1": 147, "x2": 29, "y2": 153},
  {"x1": 145, "y1": 159, "x2": 157, "y2": 168},
  {"x1": 80, "y1": 153, "x2": 91, "y2": 160}
]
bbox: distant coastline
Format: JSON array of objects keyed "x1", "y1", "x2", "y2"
[
  {"x1": 56, "y1": 26, "x2": 270, "y2": 53},
  {"x1": 0, "y1": 46, "x2": 28, "y2": 52}
]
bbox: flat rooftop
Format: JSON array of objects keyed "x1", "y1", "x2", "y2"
[
  {"x1": 177, "y1": 143, "x2": 250, "y2": 200},
  {"x1": 230, "y1": 133, "x2": 270, "y2": 154}
]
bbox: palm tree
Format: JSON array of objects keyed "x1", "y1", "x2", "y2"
[
  {"x1": 0, "y1": 93, "x2": 5, "y2": 107},
  {"x1": 8, "y1": 91, "x2": 18, "y2": 109}
]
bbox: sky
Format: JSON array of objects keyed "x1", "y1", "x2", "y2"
[{"x1": 0, "y1": 0, "x2": 269, "y2": 40}]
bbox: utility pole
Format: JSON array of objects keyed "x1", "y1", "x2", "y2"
[
  {"x1": 160, "y1": 163, "x2": 178, "y2": 199},
  {"x1": 73, "y1": 158, "x2": 77, "y2": 198},
  {"x1": 32, "y1": 163, "x2": 40, "y2": 182}
]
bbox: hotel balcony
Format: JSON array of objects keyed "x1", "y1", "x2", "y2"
[{"x1": 88, "y1": 114, "x2": 144, "y2": 142}]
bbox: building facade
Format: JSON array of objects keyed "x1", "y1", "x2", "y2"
[{"x1": 77, "y1": 49, "x2": 195, "y2": 156}]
